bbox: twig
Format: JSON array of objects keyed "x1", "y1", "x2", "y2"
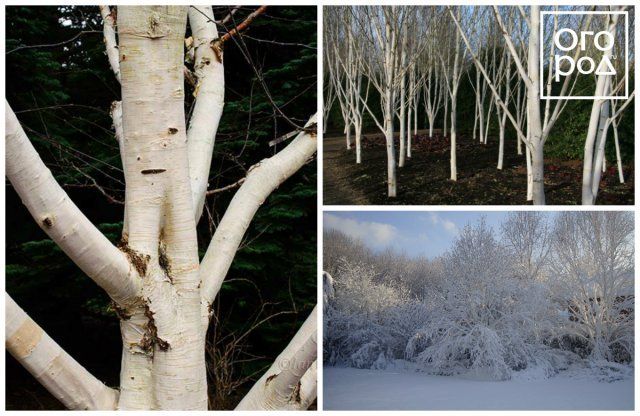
[
  {"x1": 206, "y1": 177, "x2": 246, "y2": 196},
  {"x1": 7, "y1": 30, "x2": 102, "y2": 54},
  {"x1": 218, "y1": 6, "x2": 268, "y2": 44}
]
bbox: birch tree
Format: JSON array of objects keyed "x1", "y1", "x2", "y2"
[
  {"x1": 501, "y1": 211, "x2": 550, "y2": 281},
  {"x1": 550, "y1": 212, "x2": 634, "y2": 361},
  {"x1": 440, "y1": 7, "x2": 465, "y2": 182},
  {"x1": 451, "y1": 6, "x2": 594, "y2": 204},
  {"x1": 325, "y1": 7, "x2": 369, "y2": 164},
  {"x1": 345, "y1": 6, "x2": 411, "y2": 197},
  {"x1": 5, "y1": 5, "x2": 317, "y2": 410},
  {"x1": 421, "y1": 37, "x2": 444, "y2": 138},
  {"x1": 581, "y1": 7, "x2": 634, "y2": 204}
]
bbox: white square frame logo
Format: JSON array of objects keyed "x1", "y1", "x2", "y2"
[{"x1": 540, "y1": 10, "x2": 629, "y2": 100}]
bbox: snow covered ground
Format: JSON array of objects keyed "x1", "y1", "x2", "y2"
[{"x1": 323, "y1": 366, "x2": 634, "y2": 410}]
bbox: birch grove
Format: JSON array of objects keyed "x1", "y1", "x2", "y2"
[
  {"x1": 5, "y1": 6, "x2": 317, "y2": 410},
  {"x1": 324, "y1": 5, "x2": 634, "y2": 204}
]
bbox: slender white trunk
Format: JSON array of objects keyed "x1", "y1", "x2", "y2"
[
  {"x1": 199, "y1": 115, "x2": 318, "y2": 303},
  {"x1": 476, "y1": 80, "x2": 485, "y2": 143},
  {"x1": 613, "y1": 121, "x2": 624, "y2": 183},
  {"x1": 406, "y1": 69, "x2": 413, "y2": 159},
  {"x1": 590, "y1": 99, "x2": 611, "y2": 202},
  {"x1": 355, "y1": 120, "x2": 362, "y2": 164},
  {"x1": 398, "y1": 38, "x2": 407, "y2": 168},
  {"x1": 345, "y1": 124, "x2": 352, "y2": 149},
  {"x1": 407, "y1": 104, "x2": 412, "y2": 159},
  {"x1": 99, "y1": 6, "x2": 121, "y2": 82},
  {"x1": 497, "y1": 124, "x2": 505, "y2": 170},
  {"x1": 5, "y1": 103, "x2": 140, "y2": 305},
  {"x1": 450, "y1": 98, "x2": 457, "y2": 181},
  {"x1": 527, "y1": 7, "x2": 545, "y2": 205},
  {"x1": 385, "y1": 90, "x2": 397, "y2": 197},
  {"x1": 472, "y1": 75, "x2": 479, "y2": 141},
  {"x1": 187, "y1": 6, "x2": 225, "y2": 221},
  {"x1": 526, "y1": 118, "x2": 533, "y2": 201},
  {"x1": 412, "y1": 89, "x2": 418, "y2": 148},
  {"x1": 582, "y1": 14, "x2": 618, "y2": 204},
  {"x1": 443, "y1": 92, "x2": 448, "y2": 137}
]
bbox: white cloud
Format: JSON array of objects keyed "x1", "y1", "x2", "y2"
[
  {"x1": 324, "y1": 213, "x2": 399, "y2": 247},
  {"x1": 428, "y1": 213, "x2": 459, "y2": 235}
]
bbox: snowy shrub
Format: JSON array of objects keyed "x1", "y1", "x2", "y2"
[
  {"x1": 584, "y1": 360, "x2": 635, "y2": 383},
  {"x1": 350, "y1": 342, "x2": 383, "y2": 369},
  {"x1": 406, "y1": 220, "x2": 559, "y2": 380},
  {"x1": 412, "y1": 323, "x2": 511, "y2": 380},
  {"x1": 371, "y1": 351, "x2": 390, "y2": 370},
  {"x1": 324, "y1": 259, "x2": 418, "y2": 367}
]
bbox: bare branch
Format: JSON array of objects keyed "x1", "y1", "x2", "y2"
[
  {"x1": 6, "y1": 293, "x2": 119, "y2": 410},
  {"x1": 99, "y1": 5, "x2": 121, "y2": 82},
  {"x1": 200, "y1": 114, "x2": 317, "y2": 306},
  {"x1": 5, "y1": 101, "x2": 142, "y2": 307},
  {"x1": 236, "y1": 306, "x2": 317, "y2": 410}
]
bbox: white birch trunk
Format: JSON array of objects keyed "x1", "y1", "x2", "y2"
[
  {"x1": 187, "y1": 6, "x2": 225, "y2": 221},
  {"x1": 613, "y1": 119, "x2": 624, "y2": 183},
  {"x1": 398, "y1": 31, "x2": 407, "y2": 168},
  {"x1": 99, "y1": 6, "x2": 121, "y2": 82},
  {"x1": 199, "y1": 115, "x2": 318, "y2": 304},
  {"x1": 443, "y1": 89, "x2": 448, "y2": 137},
  {"x1": 581, "y1": 12, "x2": 619, "y2": 204},
  {"x1": 526, "y1": 7, "x2": 545, "y2": 205}
]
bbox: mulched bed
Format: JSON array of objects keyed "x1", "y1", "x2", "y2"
[{"x1": 324, "y1": 131, "x2": 634, "y2": 205}]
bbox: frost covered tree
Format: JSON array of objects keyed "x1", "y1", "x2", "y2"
[
  {"x1": 324, "y1": 213, "x2": 634, "y2": 381},
  {"x1": 550, "y1": 212, "x2": 634, "y2": 362},
  {"x1": 405, "y1": 219, "x2": 555, "y2": 380},
  {"x1": 501, "y1": 211, "x2": 551, "y2": 281},
  {"x1": 5, "y1": 6, "x2": 317, "y2": 410}
]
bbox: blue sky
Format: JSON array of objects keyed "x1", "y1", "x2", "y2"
[{"x1": 324, "y1": 211, "x2": 520, "y2": 259}]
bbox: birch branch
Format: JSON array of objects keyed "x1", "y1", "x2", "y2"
[
  {"x1": 492, "y1": 6, "x2": 532, "y2": 87},
  {"x1": 99, "y1": 6, "x2": 121, "y2": 82},
  {"x1": 200, "y1": 114, "x2": 317, "y2": 306},
  {"x1": 5, "y1": 102, "x2": 141, "y2": 307},
  {"x1": 187, "y1": 6, "x2": 225, "y2": 222},
  {"x1": 236, "y1": 306, "x2": 317, "y2": 410},
  {"x1": 218, "y1": 6, "x2": 268, "y2": 44},
  {"x1": 6, "y1": 293, "x2": 119, "y2": 410},
  {"x1": 448, "y1": 9, "x2": 529, "y2": 145}
]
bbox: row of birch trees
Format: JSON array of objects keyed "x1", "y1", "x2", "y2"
[{"x1": 324, "y1": 5, "x2": 634, "y2": 204}]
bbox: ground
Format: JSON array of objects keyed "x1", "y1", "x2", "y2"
[
  {"x1": 323, "y1": 130, "x2": 634, "y2": 205},
  {"x1": 323, "y1": 366, "x2": 634, "y2": 410}
]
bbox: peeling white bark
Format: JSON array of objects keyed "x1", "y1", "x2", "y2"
[{"x1": 117, "y1": 6, "x2": 207, "y2": 409}]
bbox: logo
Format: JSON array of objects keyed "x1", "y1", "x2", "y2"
[{"x1": 540, "y1": 10, "x2": 628, "y2": 100}]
